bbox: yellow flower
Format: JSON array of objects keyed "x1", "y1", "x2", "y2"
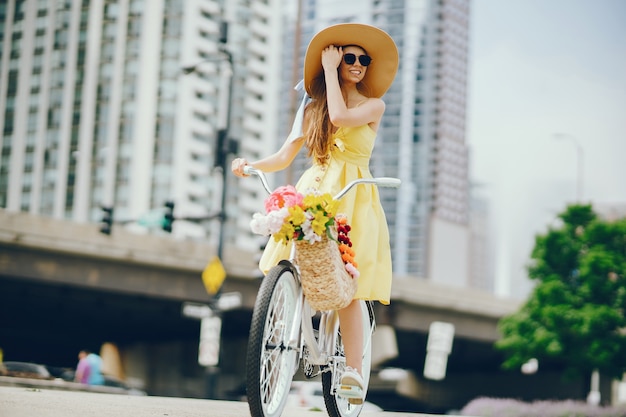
[
  {"x1": 288, "y1": 206, "x2": 306, "y2": 226},
  {"x1": 302, "y1": 193, "x2": 338, "y2": 217},
  {"x1": 311, "y1": 211, "x2": 330, "y2": 235},
  {"x1": 274, "y1": 222, "x2": 296, "y2": 244},
  {"x1": 302, "y1": 193, "x2": 322, "y2": 208},
  {"x1": 324, "y1": 198, "x2": 339, "y2": 217}
]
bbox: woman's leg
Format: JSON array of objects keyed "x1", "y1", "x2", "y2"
[{"x1": 338, "y1": 299, "x2": 363, "y2": 373}]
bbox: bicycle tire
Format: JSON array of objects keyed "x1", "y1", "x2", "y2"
[
  {"x1": 246, "y1": 261, "x2": 300, "y2": 417},
  {"x1": 322, "y1": 300, "x2": 374, "y2": 417}
]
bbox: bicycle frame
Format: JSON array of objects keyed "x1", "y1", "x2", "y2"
[
  {"x1": 244, "y1": 166, "x2": 400, "y2": 417},
  {"x1": 244, "y1": 166, "x2": 390, "y2": 368},
  {"x1": 301, "y1": 299, "x2": 340, "y2": 366}
]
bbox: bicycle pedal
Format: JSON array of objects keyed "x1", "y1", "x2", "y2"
[
  {"x1": 348, "y1": 397, "x2": 364, "y2": 405},
  {"x1": 337, "y1": 385, "x2": 363, "y2": 402}
]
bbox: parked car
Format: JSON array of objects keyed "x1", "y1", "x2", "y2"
[
  {"x1": 2, "y1": 361, "x2": 52, "y2": 379},
  {"x1": 1, "y1": 361, "x2": 145, "y2": 395}
]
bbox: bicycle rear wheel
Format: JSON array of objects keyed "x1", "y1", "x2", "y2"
[
  {"x1": 322, "y1": 300, "x2": 374, "y2": 417},
  {"x1": 246, "y1": 261, "x2": 300, "y2": 417}
]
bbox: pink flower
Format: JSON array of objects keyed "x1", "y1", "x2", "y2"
[
  {"x1": 345, "y1": 262, "x2": 360, "y2": 279},
  {"x1": 264, "y1": 185, "x2": 303, "y2": 213}
]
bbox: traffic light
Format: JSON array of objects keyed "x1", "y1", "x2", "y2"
[
  {"x1": 219, "y1": 20, "x2": 228, "y2": 44},
  {"x1": 214, "y1": 129, "x2": 239, "y2": 169},
  {"x1": 162, "y1": 200, "x2": 175, "y2": 233},
  {"x1": 214, "y1": 129, "x2": 228, "y2": 169},
  {"x1": 99, "y1": 206, "x2": 114, "y2": 235}
]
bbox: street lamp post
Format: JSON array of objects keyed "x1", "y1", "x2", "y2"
[
  {"x1": 182, "y1": 37, "x2": 235, "y2": 266},
  {"x1": 554, "y1": 133, "x2": 597, "y2": 404},
  {"x1": 181, "y1": 25, "x2": 236, "y2": 401},
  {"x1": 553, "y1": 133, "x2": 584, "y2": 203}
]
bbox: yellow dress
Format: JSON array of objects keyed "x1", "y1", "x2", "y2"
[{"x1": 259, "y1": 124, "x2": 393, "y2": 305}]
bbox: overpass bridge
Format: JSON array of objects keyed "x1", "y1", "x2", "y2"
[{"x1": 1, "y1": 209, "x2": 582, "y2": 412}]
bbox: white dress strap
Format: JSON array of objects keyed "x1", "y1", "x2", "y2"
[{"x1": 286, "y1": 80, "x2": 311, "y2": 143}]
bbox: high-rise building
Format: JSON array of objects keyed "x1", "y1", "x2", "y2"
[
  {"x1": 270, "y1": 0, "x2": 473, "y2": 286},
  {"x1": 0, "y1": 0, "x2": 283, "y2": 251},
  {"x1": 469, "y1": 189, "x2": 495, "y2": 291}
]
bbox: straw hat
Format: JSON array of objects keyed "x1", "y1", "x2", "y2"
[{"x1": 304, "y1": 23, "x2": 399, "y2": 98}]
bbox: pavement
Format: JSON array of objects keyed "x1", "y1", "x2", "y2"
[{"x1": 0, "y1": 386, "x2": 443, "y2": 417}]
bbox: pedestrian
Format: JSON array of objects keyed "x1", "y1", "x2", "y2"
[
  {"x1": 74, "y1": 349, "x2": 105, "y2": 385},
  {"x1": 231, "y1": 23, "x2": 398, "y2": 404}
]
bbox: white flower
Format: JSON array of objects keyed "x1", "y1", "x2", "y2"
[
  {"x1": 295, "y1": 215, "x2": 318, "y2": 244},
  {"x1": 250, "y1": 208, "x2": 290, "y2": 236},
  {"x1": 266, "y1": 207, "x2": 289, "y2": 234},
  {"x1": 303, "y1": 187, "x2": 321, "y2": 196},
  {"x1": 250, "y1": 213, "x2": 271, "y2": 236},
  {"x1": 302, "y1": 229, "x2": 322, "y2": 244}
]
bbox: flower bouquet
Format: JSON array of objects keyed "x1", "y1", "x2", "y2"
[{"x1": 250, "y1": 185, "x2": 359, "y2": 310}]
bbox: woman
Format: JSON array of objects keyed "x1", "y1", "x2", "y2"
[{"x1": 232, "y1": 23, "x2": 398, "y2": 404}]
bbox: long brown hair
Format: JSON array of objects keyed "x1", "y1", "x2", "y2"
[{"x1": 304, "y1": 75, "x2": 336, "y2": 165}]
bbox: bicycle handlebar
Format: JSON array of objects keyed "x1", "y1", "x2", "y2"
[
  {"x1": 243, "y1": 166, "x2": 273, "y2": 194},
  {"x1": 243, "y1": 166, "x2": 401, "y2": 199},
  {"x1": 333, "y1": 177, "x2": 401, "y2": 200}
]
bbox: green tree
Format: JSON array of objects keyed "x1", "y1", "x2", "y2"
[{"x1": 496, "y1": 204, "x2": 626, "y2": 378}]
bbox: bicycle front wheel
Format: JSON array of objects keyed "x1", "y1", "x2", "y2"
[
  {"x1": 246, "y1": 261, "x2": 300, "y2": 417},
  {"x1": 322, "y1": 300, "x2": 374, "y2": 417}
]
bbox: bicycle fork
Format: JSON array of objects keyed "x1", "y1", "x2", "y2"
[{"x1": 300, "y1": 302, "x2": 343, "y2": 374}]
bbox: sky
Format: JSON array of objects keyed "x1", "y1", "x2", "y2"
[{"x1": 467, "y1": 0, "x2": 626, "y2": 297}]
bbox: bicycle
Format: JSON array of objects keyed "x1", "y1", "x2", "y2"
[{"x1": 243, "y1": 166, "x2": 401, "y2": 417}]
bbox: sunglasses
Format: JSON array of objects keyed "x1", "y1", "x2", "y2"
[{"x1": 343, "y1": 53, "x2": 372, "y2": 67}]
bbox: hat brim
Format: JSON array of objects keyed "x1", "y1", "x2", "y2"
[{"x1": 304, "y1": 23, "x2": 399, "y2": 98}]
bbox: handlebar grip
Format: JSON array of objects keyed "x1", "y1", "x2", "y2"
[
  {"x1": 375, "y1": 177, "x2": 402, "y2": 188},
  {"x1": 242, "y1": 166, "x2": 273, "y2": 194}
]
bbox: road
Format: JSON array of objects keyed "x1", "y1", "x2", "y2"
[{"x1": 0, "y1": 386, "x2": 444, "y2": 417}]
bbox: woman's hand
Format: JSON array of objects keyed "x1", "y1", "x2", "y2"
[
  {"x1": 231, "y1": 157, "x2": 250, "y2": 177},
  {"x1": 322, "y1": 45, "x2": 342, "y2": 72}
]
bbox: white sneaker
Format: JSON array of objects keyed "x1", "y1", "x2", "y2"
[{"x1": 337, "y1": 366, "x2": 364, "y2": 405}]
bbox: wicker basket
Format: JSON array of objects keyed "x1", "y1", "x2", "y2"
[{"x1": 294, "y1": 232, "x2": 358, "y2": 311}]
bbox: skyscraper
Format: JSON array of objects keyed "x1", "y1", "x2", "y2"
[{"x1": 0, "y1": 0, "x2": 283, "y2": 250}]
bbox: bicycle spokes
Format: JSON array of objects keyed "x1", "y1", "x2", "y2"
[
  {"x1": 247, "y1": 263, "x2": 300, "y2": 417},
  {"x1": 261, "y1": 282, "x2": 295, "y2": 407}
]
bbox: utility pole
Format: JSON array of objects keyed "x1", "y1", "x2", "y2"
[
  {"x1": 554, "y1": 133, "x2": 584, "y2": 203},
  {"x1": 180, "y1": 19, "x2": 236, "y2": 401},
  {"x1": 181, "y1": 22, "x2": 236, "y2": 266}
]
